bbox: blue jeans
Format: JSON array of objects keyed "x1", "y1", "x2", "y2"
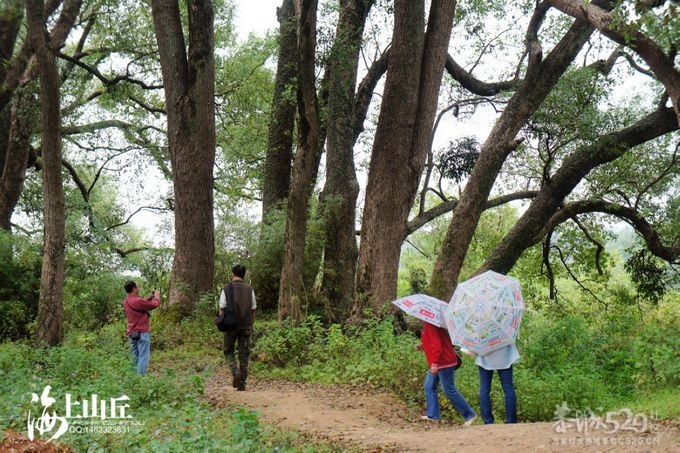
[
  {"x1": 478, "y1": 365, "x2": 517, "y2": 424},
  {"x1": 424, "y1": 367, "x2": 476, "y2": 421},
  {"x1": 130, "y1": 332, "x2": 151, "y2": 375}
]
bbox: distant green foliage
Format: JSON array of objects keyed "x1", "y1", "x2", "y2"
[
  {"x1": 253, "y1": 315, "x2": 429, "y2": 412},
  {"x1": 436, "y1": 136, "x2": 480, "y2": 183}
]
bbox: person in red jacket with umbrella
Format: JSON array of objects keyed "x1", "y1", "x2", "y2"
[{"x1": 418, "y1": 321, "x2": 477, "y2": 425}]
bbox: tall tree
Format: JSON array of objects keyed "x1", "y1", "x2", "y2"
[
  {"x1": 354, "y1": 0, "x2": 456, "y2": 313},
  {"x1": 318, "y1": 0, "x2": 374, "y2": 323},
  {"x1": 26, "y1": 0, "x2": 68, "y2": 346},
  {"x1": 0, "y1": 91, "x2": 33, "y2": 231},
  {"x1": 262, "y1": 0, "x2": 297, "y2": 220},
  {"x1": 150, "y1": 0, "x2": 216, "y2": 316},
  {"x1": 278, "y1": 0, "x2": 322, "y2": 322}
]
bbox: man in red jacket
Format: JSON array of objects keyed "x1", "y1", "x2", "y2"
[
  {"x1": 419, "y1": 321, "x2": 477, "y2": 425},
  {"x1": 123, "y1": 281, "x2": 160, "y2": 375}
]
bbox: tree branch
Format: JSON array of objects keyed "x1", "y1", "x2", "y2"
[
  {"x1": 61, "y1": 119, "x2": 136, "y2": 135},
  {"x1": 572, "y1": 216, "x2": 605, "y2": 274},
  {"x1": 115, "y1": 247, "x2": 148, "y2": 258},
  {"x1": 540, "y1": 199, "x2": 680, "y2": 263},
  {"x1": 0, "y1": 0, "x2": 81, "y2": 110},
  {"x1": 542, "y1": 230, "x2": 557, "y2": 298},
  {"x1": 444, "y1": 54, "x2": 520, "y2": 96},
  {"x1": 106, "y1": 205, "x2": 168, "y2": 231},
  {"x1": 57, "y1": 51, "x2": 164, "y2": 90},
  {"x1": 547, "y1": 0, "x2": 680, "y2": 124},
  {"x1": 352, "y1": 46, "x2": 389, "y2": 140},
  {"x1": 553, "y1": 241, "x2": 608, "y2": 306},
  {"x1": 406, "y1": 190, "x2": 539, "y2": 235},
  {"x1": 634, "y1": 143, "x2": 678, "y2": 209}
]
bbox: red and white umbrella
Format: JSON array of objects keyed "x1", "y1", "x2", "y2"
[{"x1": 391, "y1": 293, "x2": 447, "y2": 327}]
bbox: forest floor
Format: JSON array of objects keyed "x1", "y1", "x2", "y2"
[{"x1": 205, "y1": 365, "x2": 680, "y2": 453}]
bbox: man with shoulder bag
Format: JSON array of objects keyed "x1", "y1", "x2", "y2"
[
  {"x1": 123, "y1": 280, "x2": 161, "y2": 376},
  {"x1": 218, "y1": 264, "x2": 256, "y2": 391}
]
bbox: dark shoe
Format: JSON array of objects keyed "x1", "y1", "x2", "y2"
[
  {"x1": 232, "y1": 371, "x2": 241, "y2": 389},
  {"x1": 236, "y1": 382, "x2": 246, "y2": 391}
]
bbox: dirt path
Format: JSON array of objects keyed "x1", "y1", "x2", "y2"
[{"x1": 205, "y1": 366, "x2": 679, "y2": 452}]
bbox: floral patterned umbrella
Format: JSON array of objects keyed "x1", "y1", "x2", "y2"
[
  {"x1": 391, "y1": 293, "x2": 447, "y2": 327},
  {"x1": 443, "y1": 270, "x2": 524, "y2": 355}
]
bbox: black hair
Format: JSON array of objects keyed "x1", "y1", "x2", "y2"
[
  {"x1": 232, "y1": 264, "x2": 246, "y2": 279},
  {"x1": 124, "y1": 280, "x2": 137, "y2": 294}
]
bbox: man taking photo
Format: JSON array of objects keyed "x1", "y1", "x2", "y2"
[{"x1": 123, "y1": 281, "x2": 160, "y2": 376}]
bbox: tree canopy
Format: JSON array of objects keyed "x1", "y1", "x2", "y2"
[{"x1": 0, "y1": 0, "x2": 677, "y2": 340}]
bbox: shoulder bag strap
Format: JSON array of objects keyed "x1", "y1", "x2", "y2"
[{"x1": 223, "y1": 282, "x2": 234, "y2": 309}]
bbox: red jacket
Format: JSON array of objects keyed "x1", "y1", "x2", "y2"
[
  {"x1": 421, "y1": 323, "x2": 459, "y2": 369},
  {"x1": 124, "y1": 294, "x2": 160, "y2": 335}
]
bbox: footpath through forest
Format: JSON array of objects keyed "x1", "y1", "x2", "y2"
[{"x1": 205, "y1": 365, "x2": 679, "y2": 452}]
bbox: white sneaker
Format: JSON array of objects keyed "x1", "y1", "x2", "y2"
[
  {"x1": 463, "y1": 415, "x2": 477, "y2": 427},
  {"x1": 420, "y1": 415, "x2": 439, "y2": 422}
]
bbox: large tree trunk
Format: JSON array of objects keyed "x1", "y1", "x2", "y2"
[
  {"x1": 482, "y1": 106, "x2": 679, "y2": 274},
  {"x1": 427, "y1": 2, "x2": 612, "y2": 299},
  {"x1": 0, "y1": 93, "x2": 33, "y2": 231},
  {"x1": 318, "y1": 0, "x2": 373, "y2": 323},
  {"x1": 278, "y1": 0, "x2": 321, "y2": 323},
  {"x1": 262, "y1": 0, "x2": 297, "y2": 220},
  {"x1": 0, "y1": 0, "x2": 77, "y2": 231},
  {"x1": 354, "y1": 0, "x2": 455, "y2": 314},
  {"x1": 0, "y1": 3, "x2": 27, "y2": 231},
  {"x1": 27, "y1": 0, "x2": 66, "y2": 346},
  {"x1": 255, "y1": 0, "x2": 298, "y2": 313},
  {"x1": 1, "y1": 0, "x2": 79, "y2": 112},
  {"x1": 151, "y1": 0, "x2": 215, "y2": 316}
]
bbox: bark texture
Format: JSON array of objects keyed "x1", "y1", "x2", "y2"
[
  {"x1": 0, "y1": 0, "x2": 79, "y2": 230},
  {"x1": 278, "y1": 0, "x2": 321, "y2": 323},
  {"x1": 354, "y1": 0, "x2": 456, "y2": 313},
  {"x1": 318, "y1": 0, "x2": 373, "y2": 323},
  {"x1": 262, "y1": 0, "x2": 297, "y2": 219},
  {"x1": 151, "y1": 0, "x2": 216, "y2": 316},
  {"x1": 0, "y1": 93, "x2": 34, "y2": 231},
  {"x1": 26, "y1": 0, "x2": 66, "y2": 346}
]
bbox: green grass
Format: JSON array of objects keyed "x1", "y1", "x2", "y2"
[
  {"x1": 614, "y1": 389, "x2": 680, "y2": 421},
  {"x1": 2, "y1": 302, "x2": 677, "y2": 450},
  {"x1": 0, "y1": 321, "x2": 338, "y2": 452}
]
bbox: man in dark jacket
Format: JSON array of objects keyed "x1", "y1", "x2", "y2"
[
  {"x1": 219, "y1": 264, "x2": 256, "y2": 390},
  {"x1": 123, "y1": 281, "x2": 160, "y2": 375}
]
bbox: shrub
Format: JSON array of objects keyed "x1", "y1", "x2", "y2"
[{"x1": 631, "y1": 301, "x2": 680, "y2": 389}]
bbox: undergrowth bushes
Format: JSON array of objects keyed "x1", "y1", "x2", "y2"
[{"x1": 252, "y1": 305, "x2": 680, "y2": 422}]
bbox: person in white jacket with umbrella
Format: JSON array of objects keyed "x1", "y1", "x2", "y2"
[{"x1": 474, "y1": 344, "x2": 519, "y2": 424}]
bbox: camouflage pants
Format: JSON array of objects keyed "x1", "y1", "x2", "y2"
[{"x1": 223, "y1": 326, "x2": 251, "y2": 387}]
